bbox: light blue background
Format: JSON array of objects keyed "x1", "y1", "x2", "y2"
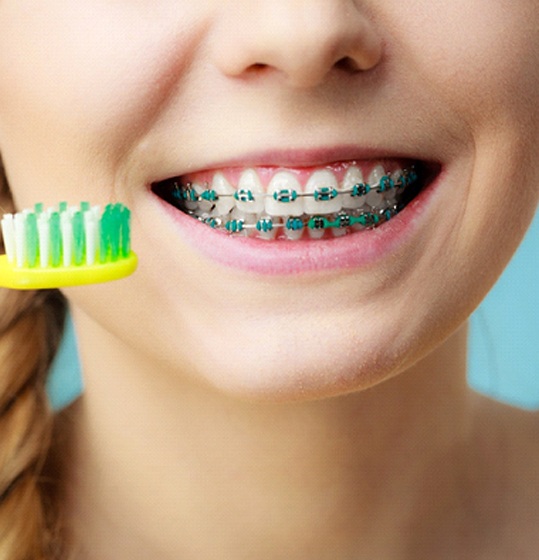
[
  {"x1": 468, "y1": 208, "x2": 539, "y2": 410},
  {"x1": 46, "y1": 310, "x2": 83, "y2": 411}
]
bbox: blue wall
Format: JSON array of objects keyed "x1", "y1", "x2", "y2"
[{"x1": 468, "y1": 209, "x2": 539, "y2": 410}]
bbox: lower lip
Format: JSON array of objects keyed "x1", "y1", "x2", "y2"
[{"x1": 152, "y1": 174, "x2": 441, "y2": 275}]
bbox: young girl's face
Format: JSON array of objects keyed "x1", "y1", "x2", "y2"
[{"x1": 1, "y1": 1, "x2": 539, "y2": 399}]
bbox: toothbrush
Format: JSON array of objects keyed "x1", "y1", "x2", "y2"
[{"x1": 0, "y1": 202, "x2": 137, "y2": 289}]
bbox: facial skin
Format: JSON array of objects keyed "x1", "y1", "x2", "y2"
[
  {"x1": 0, "y1": 0, "x2": 539, "y2": 401},
  {"x1": 3, "y1": 3, "x2": 539, "y2": 559}
]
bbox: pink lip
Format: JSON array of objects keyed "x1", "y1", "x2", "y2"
[
  {"x1": 155, "y1": 197, "x2": 423, "y2": 275},
  {"x1": 150, "y1": 145, "x2": 422, "y2": 184},
  {"x1": 152, "y1": 184, "x2": 441, "y2": 276}
]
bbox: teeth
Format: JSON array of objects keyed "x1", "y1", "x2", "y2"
[
  {"x1": 283, "y1": 216, "x2": 304, "y2": 240},
  {"x1": 265, "y1": 172, "x2": 304, "y2": 217},
  {"x1": 304, "y1": 170, "x2": 342, "y2": 215},
  {"x1": 384, "y1": 169, "x2": 402, "y2": 204},
  {"x1": 172, "y1": 163, "x2": 419, "y2": 240},
  {"x1": 211, "y1": 173, "x2": 236, "y2": 216},
  {"x1": 236, "y1": 168, "x2": 265, "y2": 213},
  {"x1": 229, "y1": 208, "x2": 257, "y2": 237},
  {"x1": 193, "y1": 182, "x2": 214, "y2": 213},
  {"x1": 308, "y1": 225, "x2": 325, "y2": 240},
  {"x1": 184, "y1": 183, "x2": 200, "y2": 211},
  {"x1": 341, "y1": 166, "x2": 365, "y2": 210},
  {"x1": 365, "y1": 165, "x2": 385, "y2": 209},
  {"x1": 332, "y1": 225, "x2": 348, "y2": 237},
  {"x1": 257, "y1": 215, "x2": 279, "y2": 240}
]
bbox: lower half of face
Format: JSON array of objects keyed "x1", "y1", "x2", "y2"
[{"x1": 1, "y1": 0, "x2": 539, "y2": 400}]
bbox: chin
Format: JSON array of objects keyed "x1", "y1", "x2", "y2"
[{"x1": 182, "y1": 327, "x2": 411, "y2": 403}]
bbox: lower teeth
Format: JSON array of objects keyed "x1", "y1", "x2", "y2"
[
  {"x1": 198, "y1": 206, "x2": 400, "y2": 236},
  {"x1": 157, "y1": 168, "x2": 420, "y2": 240}
]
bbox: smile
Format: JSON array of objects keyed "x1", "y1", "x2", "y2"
[{"x1": 152, "y1": 160, "x2": 433, "y2": 241}]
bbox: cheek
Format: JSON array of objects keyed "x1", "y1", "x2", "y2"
[
  {"x1": 0, "y1": 2, "x2": 204, "y2": 200},
  {"x1": 389, "y1": 1, "x2": 539, "y2": 234},
  {"x1": 389, "y1": 1, "x2": 539, "y2": 128}
]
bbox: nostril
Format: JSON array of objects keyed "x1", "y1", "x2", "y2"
[
  {"x1": 251, "y1": 63, "x2": 269, "y2": 74},
  {"x1": 334, "y1": 57, "x2": 361, "y2": 73},
  {"x1": 244, "y1": 63, "x2": 272, "y2": 79}
]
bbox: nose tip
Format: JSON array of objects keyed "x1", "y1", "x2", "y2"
[
  {"x1": 257, "y1": 23, "x2": 382, "y2": 89},
  {"x1": 212, "y1": 2, "x2": 383, "y2": 89}
]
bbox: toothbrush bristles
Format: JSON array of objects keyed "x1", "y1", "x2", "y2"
[{"x1": 1, "y1": 202, "x2": 131, "y2": 269}]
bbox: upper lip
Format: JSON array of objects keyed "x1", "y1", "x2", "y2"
[
  {"x1": 149, "y1": 144, "x2": 432, "y2": 184},
  {"x1": 199, "y1": 145, "x2": 418, "y2": 169}
]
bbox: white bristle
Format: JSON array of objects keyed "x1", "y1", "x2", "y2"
[
  {"x1": 84, "y1": 208, "x2": 98, "y2": 265},
  {"x1": 60, "y1": 211, "x2": 73, "y2": 267},
  {"x1": 14, "y1": 212, "x2": 26, "y2": 268},
  {"x1": 37, "y1": 213, "x2": 50, "y2": 268},
  {"x1": 1, "y1": 214, "x2": 15, "y2": 264}
]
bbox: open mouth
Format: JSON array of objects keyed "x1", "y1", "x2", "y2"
[{"x1": 151, "y1": 159, "x2": 439, "y2": 241}]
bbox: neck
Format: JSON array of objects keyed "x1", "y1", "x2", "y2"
[{"x1": 64, "y1": 316, "x2": 488, "y2": 560}]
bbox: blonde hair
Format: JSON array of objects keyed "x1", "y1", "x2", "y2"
[{"x1": 0, "y1": 160, "x2": 68, "y2": 559}]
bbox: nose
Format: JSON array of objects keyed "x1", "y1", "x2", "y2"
[{"x1": 211, "y1": 0, "x2": 383, "y2": 89}]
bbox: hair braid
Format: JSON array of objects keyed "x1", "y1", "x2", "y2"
[{"x1": 0, "y1": 161, "x2": 68, "y2": 559}]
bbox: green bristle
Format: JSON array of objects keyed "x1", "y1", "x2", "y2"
[
  {"x1": 109, "y1": 204, "x2": 121, "y2": 262},
  {"x1": 50, "y1": 211, "x2": 62, "y2": 267},
  {"x1": 59, "y1": 202, "x2": 68, "y2": 213},
  {"x1": 97, "y1": 204, "x2": 133, "y2": 263},
  {"x1": 34, "y1": 203, "x2": 44, "y2": 214},
  {"x1": 73, "y1": 210, "x2": 85, "y2": 266},
  {"x1": 99, "y1": 205, "x2": 111, "y2": 263},
  {"x1": 120, "y1": 206, "x2": 131, "y2": 257},
  {"x1": 25, "y1": 213, "x2": 39, "y2": 268},
  {"x1": 81, "y1": 201, "x2": 90, "y2": 212}
]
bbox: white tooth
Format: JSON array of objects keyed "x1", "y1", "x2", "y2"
[
  {"x1": 256, "y1": 215, "x2": 278, "y2": 240},
  {"x1": 341, "y1": 166, "x2": 365, "y2": 210},
  {"x1": 244, "y1": 214, "x2": 259, "y2": 237},
  {"x1": 265, "y1": 172, "x2": 304, "y2": 217},
  {"x1": 332, "y1": 226, "x2": 348, "y2": 237},
  {"x1": 184, "y1": 183, "x2": 199, "y2": 211},
  {"x1": 308, "y1": 226, "x2": 325, "y2": 240},
  {"x1": 283, "y1": 216, "x2": 303, "y2": 240},
  {"x1": 211, "y1": 173, "x2": 236, "y2": 216},
  {"x1": 385, "y1": 168, "x2": 402, "y2": 204},
  {"x1": 365, "y1": 165, "x2": 386, "y2": 209},
  {"x1": 229, "y1": 207, "x2": 247, "y2": 219},
  {"x1": 236, "y1": 169, "x2": 265, "y2": 213},
  {"x1": 193, "y1": 182, "x2": 213, "y2": 213},
  {"x1": 228, "y1": 208, "x2": 256, "y2": 237},
  {"x1": 391, "y1": 168, "x2": 403, "y2": 183},
  {"x1": 304, "y1": 170, "x2": 342, "y2": 215}
]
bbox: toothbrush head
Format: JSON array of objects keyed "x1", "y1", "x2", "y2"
[{"x1": 0, "y1": 202, "x2": 137, "y2": 289}]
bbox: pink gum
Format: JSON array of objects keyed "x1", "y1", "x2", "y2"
[{"x1": 182, "y1": 159, "x2": 408, "y2": 189}]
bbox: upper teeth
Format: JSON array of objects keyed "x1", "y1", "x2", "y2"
[{"x1": 173, "y1": 164, "x2": 414, "y2": 217}]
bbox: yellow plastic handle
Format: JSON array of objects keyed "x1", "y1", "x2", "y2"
[{"x1": 0, "y1": 252, "x2": 138, "y2": 290}]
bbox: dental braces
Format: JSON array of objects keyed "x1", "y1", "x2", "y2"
[
  {"x1": 197, "y1": 205, "x2": 403, "y2": 234},
  {"x1": 172, "y1": 168, "x2": 418, "y2": 205}
]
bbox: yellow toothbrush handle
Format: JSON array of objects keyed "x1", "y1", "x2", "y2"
[{"x1": 0, "y1": 252, "x2": 138, "y2": 289}]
